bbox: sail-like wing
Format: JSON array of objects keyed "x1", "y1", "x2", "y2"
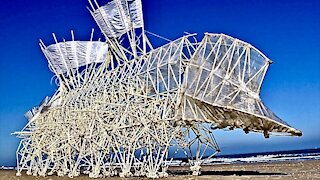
[
  {"x1": 182, "y1": 33, "x2": 302, "y2": 136},
  {"x1": 91, "y1": 0, "x2": 143, "y2": 38},
  {"x1": 42, "y1": 41, "x2": 108, "y2": 75}
]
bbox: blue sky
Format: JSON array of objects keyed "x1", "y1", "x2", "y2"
[{"x1": 0, "y1": 0, "x2": 319, "y2": 166}]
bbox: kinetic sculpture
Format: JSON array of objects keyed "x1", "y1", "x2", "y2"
[{"x1": 14, "y1": 0, "x2": 302, "y2": 178}]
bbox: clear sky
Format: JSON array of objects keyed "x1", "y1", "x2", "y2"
[{"x1": 0, "y1": 0, "x2": 319, "y2": 166}]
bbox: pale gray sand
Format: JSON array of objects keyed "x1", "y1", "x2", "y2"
[{"x1": 1, "y1": 160, "x2": 320, "y2": 180}]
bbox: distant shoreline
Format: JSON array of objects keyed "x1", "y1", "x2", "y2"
[{"x1": 216, "y1": 147, "x2": 320, "y2": 158}]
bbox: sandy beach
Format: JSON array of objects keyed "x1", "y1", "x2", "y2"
[{"x1": 1, "y1": 160, "x2": 319, "y2": 180}]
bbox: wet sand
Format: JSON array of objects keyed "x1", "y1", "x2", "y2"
[{"x1": 1, "y1": 160, "x2": 319, "y2": 180}]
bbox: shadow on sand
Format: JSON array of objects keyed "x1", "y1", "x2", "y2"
[{"x1": 169, "y1": 170, "x2": 287, "y2": 176}]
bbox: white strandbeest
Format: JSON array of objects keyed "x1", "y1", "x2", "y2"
[{"x1": 14, "y1": 0, "x2": 301, "y2": 178}]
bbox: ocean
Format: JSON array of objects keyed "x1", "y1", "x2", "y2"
[
  {"x1": 167, "y1": 148, "x2": 320, "y2": 166},
  {"x1": 210, "y1": 148, "x2": 320, "y2": 164}
]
